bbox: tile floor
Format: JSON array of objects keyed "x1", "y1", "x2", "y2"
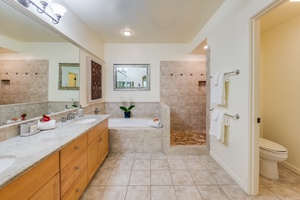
[{"x1": 81, "y1": 153, "x2": 300, "y2": 200}]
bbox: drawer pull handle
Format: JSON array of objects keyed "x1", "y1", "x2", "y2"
[
  {"x1": 75, "y1": 166, "x2": 80, "y2": 170},
  {"x1": 76, "y1": 188, "x2": 81, "y2": 192},
  {"x1": 75, "y1": 145, "x2": 80, "y2": 149}
]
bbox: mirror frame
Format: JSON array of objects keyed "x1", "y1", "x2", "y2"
[
  {"x1": 58, "y1": 63, "x2": 80, "y2": 90},
  {"x1": 113, "y1": 64, "x2": 151, "y2": 91}
]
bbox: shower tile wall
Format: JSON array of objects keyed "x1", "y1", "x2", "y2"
[
  {"x1": 0, "y1": 60, "x2": 49, "y2": 104},
  {"x1": 160, "y1": 61, "x2": 206, "y2": 132}
]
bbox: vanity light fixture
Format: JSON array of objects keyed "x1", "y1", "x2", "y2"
[
  {"x1": 16, "y1": 0, "x2": 67, "y2": 24},
  {"x1": 123, "y1": 30, "x2": 132, "y2": 36}
]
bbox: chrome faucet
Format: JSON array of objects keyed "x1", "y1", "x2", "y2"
[
  {"x1": 94, "y1": 108, "x2": 100, "y2": 115},
  {"x1": 67, "y1": 112, "x2": 76, "y2": 120}
]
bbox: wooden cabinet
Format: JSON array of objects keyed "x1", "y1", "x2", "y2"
[
  {"x1": 0, "y1": 152, "x2": 59, "y2": 200},
  {"x1": 60, "y1": 134, "x2": 87, "y2": 198},
  {"x1": 87, "y1": 137, "x2": 100, "y2": 181},
  {"x1": 0, "y1": 119, "x2": 108, "y2": 200},
  {"x1": 99, "y1": 130, "x2": 108, "y2": 164},
  {"x1": 29, "y1": 173, "x2": 60, "y2": 200},
  {"x1": 87, "y1": 119, "x2": 108, "y2": 182},
  {"x1": 61, "y1": 169, "x2": 87, "y2": 200}
]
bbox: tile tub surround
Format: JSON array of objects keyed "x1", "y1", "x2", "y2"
[
  {"x1": 0, "y1": 60, "x2": 49, "y2": 105},
  {"x1": 81, "y1": 152, "x2": 300, "y2": 199},
  {"x1": 0, "y1": 114, "x2": 110, "y2": 188},
  {"x1": 109, "y1": 127, "x2": 164, "y2": 153}
]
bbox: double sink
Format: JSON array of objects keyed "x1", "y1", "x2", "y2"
[{"x1": 0, "y1": 115, "x2": 109, "y2": 188}]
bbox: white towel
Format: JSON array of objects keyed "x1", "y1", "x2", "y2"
[
  {"x1": 209, "y1": 109, "x2": 227, "y2": 143},
  {"x1": 210, "y1": 71, "x2": 226, "y2": 105},
  {"x1": 149, "y1": 121, "x2": 163, "y2": 128},
  {"x1": 37, "y1": 120, "x2": 56, "y2": 130}
]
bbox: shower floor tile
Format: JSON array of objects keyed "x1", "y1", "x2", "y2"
[{"x1": 170, "y1": 131, "x2": 206, "y2": 146}]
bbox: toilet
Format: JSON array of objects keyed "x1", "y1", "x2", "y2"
[{"x1": 259, "y1": 137, "x2": 288, "y2": 179}]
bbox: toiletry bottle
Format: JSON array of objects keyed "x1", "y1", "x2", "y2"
[
  {"x1": 78, "y1": 105, "x2": 83, "y2": 117},
  {"x1": 64, "y1": 105, "x2": 68, "y2": 110}
]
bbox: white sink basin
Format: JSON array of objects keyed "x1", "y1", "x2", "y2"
[
  {"x1": 0, "y1": 157, "x2": 15, "y2": 173},
  {"x1": 72, "y1": 118, "x2": 96, "y2": 124}
]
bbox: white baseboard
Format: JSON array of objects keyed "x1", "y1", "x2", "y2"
[
  {"x1": 281, "y1": 161, "x2": 300, "y2": 175},
  {"x1": 209, "y1": 151, "x2": 250, "y2": 194}
]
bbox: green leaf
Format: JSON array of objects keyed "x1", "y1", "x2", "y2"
[
  {"x1": 120, "y1": 106, "x2": 128, "y2": 112},
  {"x1": 127, "y1": 105, "x2": 135, "y2": 111}
]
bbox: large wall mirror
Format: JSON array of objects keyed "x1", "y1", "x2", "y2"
[
  {"x1": 113, "y1": 64, "x2": 150, "y2": 91},
  {"x1": 0, "y1": 1, "x2": 80, "y2": 126}
]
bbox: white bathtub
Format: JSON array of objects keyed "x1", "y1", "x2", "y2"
[{"x1": 108, "y1": 118, "x2": 154, "y2": 128}]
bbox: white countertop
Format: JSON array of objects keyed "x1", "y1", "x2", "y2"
[{"x1": 0, "y1": 114, "x2": 110, "y2": 189}]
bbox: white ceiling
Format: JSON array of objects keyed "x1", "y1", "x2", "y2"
[
  {"x1": 62, "y1": 0, "x2": 224, "y2": 43},
  {"x1": 1, "y1": 0, "x2": 299, "y2": 46}
]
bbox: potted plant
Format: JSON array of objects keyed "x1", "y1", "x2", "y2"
[{"x1": 120, "y1": 100, "x2": 135, "y2": 118}]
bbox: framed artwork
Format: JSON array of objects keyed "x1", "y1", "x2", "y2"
[{"x1": 87, "y1": 57, "x2": 103, "y2": 103}]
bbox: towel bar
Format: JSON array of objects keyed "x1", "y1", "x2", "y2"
[
  {"x1": 210, "y1": 70, "x2": 240, "y2": 78},
  {"x1": 209, "y1": 108, "x2": 240, "y2": 120}
]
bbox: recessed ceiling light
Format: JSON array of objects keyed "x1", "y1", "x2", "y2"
[{"x1": 123, "y1": 30, "x2": 132, "y2": 36}]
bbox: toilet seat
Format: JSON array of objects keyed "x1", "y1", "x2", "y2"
[
  {"x1": 259, "y1": 138, "x2": 287, "y2": 153},
  {"x1": 260, "y1": 148, "x2": 288, "y2": 159}
]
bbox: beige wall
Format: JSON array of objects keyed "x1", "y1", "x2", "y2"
[{"x1": 261, "y1": 14, "x2": 300, "y2": 174}]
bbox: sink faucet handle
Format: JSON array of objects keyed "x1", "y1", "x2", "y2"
[
  {"x1": 94, "y1": 107, "x2": 100, "y2": 115},
  {"x1": 61, "y1": 116, "x2": 66, "y2": 122}
]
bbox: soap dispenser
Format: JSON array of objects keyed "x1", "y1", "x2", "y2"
[{"x1": 78, "y1": 105, "x2": 83, "y2": 117}]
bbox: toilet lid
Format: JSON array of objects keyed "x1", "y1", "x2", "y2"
[{"x1": 260, "y1": 138, "x2": 287, "y2": 152}]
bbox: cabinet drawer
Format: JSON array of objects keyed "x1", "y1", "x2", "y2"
[
  {"x1": 61, "y1": 169, "x2": 87, "y2": 200},
  {"x1": 60, "y1": 134, "x2": 87, "y2": 169},
  {"x1": 29, "y1": 173, "x2": 60, "y2": 200},
  {"x1": 60, "y1": 148, "x2": 87, "y2": 196},
  {"x1": 87, "y1": 119, "x2": 108, "y2": 144},
  {"x1": 0, "y1": 152, "x2": 59, "y2": 200}
]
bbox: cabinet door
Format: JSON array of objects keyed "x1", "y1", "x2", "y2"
[
  {"x1": 29, "y1": 173, "x2": 60, "y2": 200},
  {"x1": 99, "y1": 130, "x2": 108, "y2": 164},
  {"x1": 87, "y1": 138, "x2": 100, "y2": 182},
  {"x1": 0, "y1": 152, "x2": 59, "y2": 200}
]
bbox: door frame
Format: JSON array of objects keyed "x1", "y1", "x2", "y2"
[{"x1": 250, "y1": 0, "x2": 284, "y2": 195}]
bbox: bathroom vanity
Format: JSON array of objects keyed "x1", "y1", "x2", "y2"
[{"x1": 0, "y1": 115, "x2": 109, "y2": 200}]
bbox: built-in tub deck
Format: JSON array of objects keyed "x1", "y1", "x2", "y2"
[{"x1": 108, "y1": 118, "x2": 164, "y2": 153}]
